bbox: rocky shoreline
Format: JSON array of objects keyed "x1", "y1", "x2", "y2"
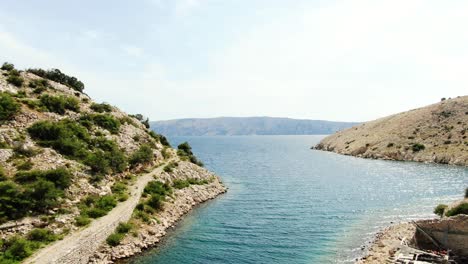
[
  {"x1": 89, "y1": 176, "x2": 226, "y2": 263},
  {"x1": 356, "y1": 222, "x2": 415, "y2": 264}
]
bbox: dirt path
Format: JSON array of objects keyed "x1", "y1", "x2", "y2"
[{"x1": 24, "y1": 164, "x2": 166, "y2": 264}]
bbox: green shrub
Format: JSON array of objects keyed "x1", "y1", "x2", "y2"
[
  {"x1": 172, "y1": 178, "x2": 210, "y2": 189},
  {"x1": 80, "y1": 114, "x2": 120, "y2": 134},
  {"x1": 16, "y1": 160, "x2": 34, "y2": 171},
  {"x1": 177, "y1": 142, "x2": 203, "y2": 166},
  {"x1": 106, "y1": 233, "x2": 124, "y2": 247},
  {"x1": 84, "y1": 208, "x2": 108, "y2": 218},
  {"x1": 434, "y1": 204, "x2": 447, "y2": 217},
  {"x1": 146, "y1": 195, "x2": 164, "y2": 210},
  {"x1": 29, "y1": 78, "x2": 49, "y2": 94},
  {"x1": 172, "y1": 179, "x2": 190, "y2": 189},
  {"x1": 411, "y1": 143, "x2": 425, "y2": 152},
  {"x1": 111, "y1": 182, "x2": 128, "y2": 200},
  {"x1": 23, "y1": 179, "x2": 63, "y2": 211},
  {"x1": 446, "y1": 203, "x2": 468, "y2": 217},
  {"x1": 79, "y1": 194, "x2": 117, "y2": 219},
  {"x1": 90, "y1": 103, "x2": 112, "y2": 113},
  {"x1": 15, "y1": 167, "x2": 72, "y2": 189},
  {"x1": 161, "y1": 147, "x2": 171, "y2": 159},
  {"x1": 85, "y1": 143, "x2": 127, "y2": 176},
  {"x1": 1, "y1": 62, "x2": 14, "y2": 71},
  {"x1": 144, "y1": 181, "x2": 172, "y2": 196},
  {"x1": 27, "y1": 68, "x2": 84, "y2": 92},
  {"x1": 90, "y1": 114, "x2": 120, "y2": 134},
  {"x1": 6, "y1": 70, "x2": 24, "y2": 87},
  {"x1": 0, "y1": 92, "x2": 21, "y2": 121},
  {"x1": 74, "y1": 216, "x2": 91, "y2": 226},
  {"x1": 163, "y1": 161, "x2": 178, "y2": 173},
  {"x1": 2, "y1": 236, "x2": 36, "y2": 261},
  {"x1": 0, "y1": 166, "x2": 6, "y2": 181},
  {"x1": 0, "y1": 181, "x2": 28, "y2": 222},
  {"x1": 26, "y1": 228, "x2": 57, "y2": 243},
  {"x1": 28, "y1": 119, "x2": 90, "y2": 159},
  {"x1": 116, "y1": 222, "x2": 133, "y2": 234},
  {"x1": 39, "y1": 94, "x2": 80, "y2": 114},
  {"x1": 129, "y1": 144, "x2": 153, "y2": 166}
]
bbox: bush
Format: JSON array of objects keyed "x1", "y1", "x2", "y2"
[
  {"x1": 148, "y1": 131, "x2": 171, "y2": 147},
  {"x1": 0, "y1": 166, "x2": 6, "y2": 181},
  {"x1": 163, "y1": 161, "x2": 178, "y2": 173},
  {"x1": 29, "y1": 78, "x2": 49, "y2": 94},
  {"x1": 106, "y1": 233, "x2": 124, "y2": 247},
  {"x1": 434, "y1": 204, "x2": 447, "y2": 217},
  {"x1": 144, "y1": 181, "x2": 172, "y2": 196},
  {"x1": 16, "y1": 160, "x2": 34, "y2": 171},
  {"x1": 79, "y1": 195, "x2": 117, "y2": 219},
  {"x1": 39, "y1": 94, "x2": 80, "y2": 114},
  {"x1": 80, "y1": 114, "x2": 121, "y2": 134},
  {"x1": 129, "y1": 144, "x2": 154, "y2": 166},
  {"x1": 92, "y1": 114, "x2": 120, "y2": 134},
  {"x1": 177, "y1": 142, "x2": 204, "y2": 166},
  {"x1": 15, "y1": 167, "x2": 72, "y2": 189},
  {"x1": 411, "y1": 143, "x2": 425, "y2": 152},
  {"x1": 74, "y1": 216, "x2": 91, "y2": 226},
  {"x1": 28, "y1": 119, "x2": 90, "y2": 159},
  {"x1": 0, "y1": 92, "x2": 21, "y2": 121},
  {"x1": 172, "y1": 178, "x2": 210, "y2": 189},
  {"x1": 6, "y1": 70, "x2": 24, "y2": 87},
  {"x1": 1, "y1": 62, "x2": 14, "y2": 71},
  {"x1": 26, "y1": 228, "x2": 57, "y2": 243},
  {"x1": 172, "y1": 179, "x2": 190, "y2": 189},
  {"x1": 23, "y1": 179, "x2": 63, "y2": 211},
  {"x1": 90, "y1": 103, "x2": 112, "y2": 113},
  {"x1": 116, "y1": 222, "x2": 133, "y2": 234},
  {"x1": 111, "y1": 182, "x2": 128, "y2": 200},
  {"x1": 0, "y1": 181, "x2": 28, "y2": 222},
  {"x1": 2, "y1": 236, "x2": 35, "y2": 261},
  {"x1": 445, "y1": 203, "x2": 468, "y2": 217},
  {"x1": 27, "y1": 68, "x2": 84, "y2": 92}
]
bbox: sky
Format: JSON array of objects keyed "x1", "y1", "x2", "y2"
[{"x1": 0, "y1": 0, "x2": 467, "y2": 122}]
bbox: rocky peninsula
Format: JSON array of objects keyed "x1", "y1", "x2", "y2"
[{"x1": 315, "y1": 96, "x2": 468, "y2": 166}]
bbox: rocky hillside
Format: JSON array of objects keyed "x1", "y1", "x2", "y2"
[
  {"x1": 0, "y1": 62, "x2": 225, "y2": 263},
  {"x1": 151, "y1": 117, "x2": 359, "y2": 136},
  {"x1": 315, "y1": 96, "x2": 468, "y2": 166}
]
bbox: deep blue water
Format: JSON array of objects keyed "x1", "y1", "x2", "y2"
[{"x1": 130, "y1": 135, "x2": 467, "y2": 264}]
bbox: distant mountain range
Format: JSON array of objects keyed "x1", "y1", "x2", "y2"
[{"x1": 150, "y1": 117, "x2": 360, "y2": 136}]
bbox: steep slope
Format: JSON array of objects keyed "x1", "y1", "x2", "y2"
[
  {"x1": 0, "y1": 63, "x2": 225, "y2": 263},
  {"x1": 151, "y1": 116, "x2": 359, "y2": 136},
  {"x1": 315, "y1": 96, "x2": 468, "y2": 166}
]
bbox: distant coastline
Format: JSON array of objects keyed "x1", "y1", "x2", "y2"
[{"x1": 151, "y1": 116, "x2": 359, "y2": 136}]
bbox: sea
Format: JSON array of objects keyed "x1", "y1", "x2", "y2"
[{"x1": 129, "y1": 135, "x2": 467, "y2": 264}]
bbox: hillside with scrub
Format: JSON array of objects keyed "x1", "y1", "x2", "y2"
[
  {"x1": 315, "y1": 96, "x2": 468, "y2": 166},
  {"x1": 0, "y1": 62, "x2": 226, "y2": 264}
]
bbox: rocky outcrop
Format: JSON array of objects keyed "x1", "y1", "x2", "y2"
[{"x1": 315, "y1": 96, "x2": 468, "y2": 166}]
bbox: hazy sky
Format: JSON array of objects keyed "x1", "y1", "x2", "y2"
[{"x1": 0, "y1": 0, "x2": 467, "y2": 122}]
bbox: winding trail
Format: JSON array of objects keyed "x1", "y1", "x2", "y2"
[{"x1": 24, "y1": 163, "x2": 167, "y2": 264}]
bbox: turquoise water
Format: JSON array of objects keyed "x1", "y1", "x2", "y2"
[{"x1": 130, "y1": 135, "x2": 467, "y2": 264}]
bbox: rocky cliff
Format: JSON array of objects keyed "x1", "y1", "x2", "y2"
[{"x1": 315, "y1": 96, "x2": 468, "y2": 166}]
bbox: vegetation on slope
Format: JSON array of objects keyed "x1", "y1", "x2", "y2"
[{"x1": 315, "y1": 96, "x2": 468, "y2": 166}]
